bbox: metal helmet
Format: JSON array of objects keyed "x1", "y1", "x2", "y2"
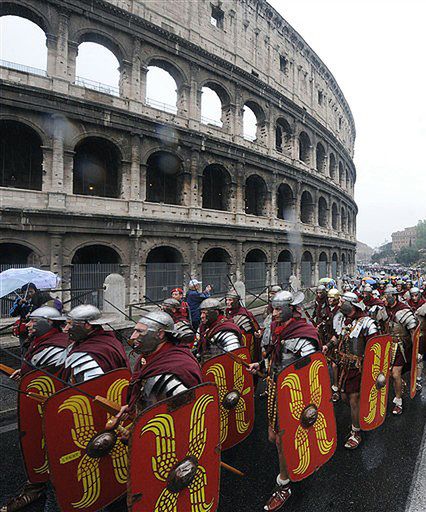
[
  {"x1": 271, "y1": 290, "x2": 305, "y2": 308},
  {"x1": 363, "y1": 284, "x2": 373, "y2": 293},
  {"x1": 327, "y1": 288, "x2": 341, "y2": 299},
  {"x1": 29, "y1": 306, "x2": 66, "y2": 321},
  {"x1": 67, "y1": 304, "x2": 117, "y2": 325},
  {"x1": 137, "y1": 310, "x2": 175, "y2": 333},
  {"x1": 161, "y1": 298, "x2": 181, "y2": 309},
  {"x1": 316, "y1": 285, "x2": 326, "y2": 292},
  {"x1": 410, "y1": 287, "x2": 421, "y2": 296},
  {"x1": 384, "y1": 286, "x2": 398, "y2": 296},
  {"x1": 200, "y1": 298, "x2": 223, "y2": 311},
  {"x1": 225, "y1": 289, "x2": 240, "y2": 299},
  {"x1": 269, "y1": 285, "x2": 282, "y2": 293},
  {"x1": 342, "y1": 283, "x2": 351, "y2": 292},
  {"x1": 341, "y1": 292, "x2": 359, "y2": 304}
]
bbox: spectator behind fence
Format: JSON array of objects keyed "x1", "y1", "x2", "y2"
[{"x1": 185, "y1": 279, "x2": 212, "y2": 331}]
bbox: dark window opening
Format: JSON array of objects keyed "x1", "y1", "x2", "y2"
[
  {"x1": 280, "y1": 55, "x2": 288, "y2": 73},
  {"x1": 202, "y1": 165, "x2": 229, "y2": 211},
  {"x1": 245, "y1": 175, "x2": 267, "y2": 216},
  {"x1": 318, "y1": 90, "x2": 324, "y2": 105},
  {"x1": 0, "y1": 121, "x2": 42, "y2": 190},
  {"x1": 300, "y1": 191, "x2": 314, "y2": 224},
  {"x1": 211, "y1": 5, "x2": 224, "y2": 28},
  {"x1": 277, "y1": 184, "x2": 294, "y2": 221},
  {"x1": 73, "y1": 138, "x2": 120, "y2": 198},
  {"x1": 299, "y1": 132, "x2": 311, "y2": 164},
  {"x1": 146, "y1": 152, "x2": 183, "y2": 205},
  {"x1": 318, "y1": 197, "x2": 328, "y2": 227}
]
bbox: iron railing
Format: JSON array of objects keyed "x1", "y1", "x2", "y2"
[
  {"x1": 146, "y1": 97, "x2": 178, "y2": 114},
  {"x1": 145, "y1": 263, "x2": 184, "y2": 302},
  {"x1": 201, "y1": 116, "x2": 222, "y2": 127},
  {"x1": 0, "y1": 59, "x2": 47, "y2": 77},
  {"x1": 74, "y1": 76, "x2": 120, "y2": 96}
]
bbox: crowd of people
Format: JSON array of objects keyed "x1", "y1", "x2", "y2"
[{"x1": 1, "y1": 270, "x2": 425, "y2": 512}]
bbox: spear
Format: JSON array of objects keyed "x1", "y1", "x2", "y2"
[{"x1": 0, "y1": 382, "x2": 46, "y2": 403}]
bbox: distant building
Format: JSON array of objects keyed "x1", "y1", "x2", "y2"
[{"x1": 392, "y1": 226, "x2": 417, "y2": 251}]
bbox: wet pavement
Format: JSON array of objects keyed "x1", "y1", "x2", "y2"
[{"x1": 1, "y1": 373, "x2": 426, "y2": 511}]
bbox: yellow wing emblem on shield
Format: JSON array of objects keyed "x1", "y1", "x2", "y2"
[{"x1": 364, "y1": 342, "x2": 390, "y2": 424}]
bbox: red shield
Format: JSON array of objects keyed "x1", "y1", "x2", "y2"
[
  {"x1": 201, "y1": 348, "x2": 254, "y2": 450},
  {"x1": 43, "y1": 369, "x2": 131, "y2": 512},
  {"x1": 276, "y1": 352, "x2": 337, "y2": 482},
  {"x1": 18, "y1": 370, "x2": 65, "y2": 483},
  {"x1": 359, "y1": 335, "x2": 392, "y2": 430},
  {"x1": 410, "y1": 325, "x2": 421, "y2": 399},
  {"x1": 128, "y1": 383, "x2": 220, "y2": 512}
]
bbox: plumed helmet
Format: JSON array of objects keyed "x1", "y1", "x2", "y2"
[
  {"x1": 410, "y1": 287, "x2": 421, "y2": 296},
  {"x1": 137, "y1": 310, "x2": 175, "y2": 332},
  {"x1": 327, "y1": 288, "x2": 341, "y2": 299},
  {"x1": 200, "y1": 298, "x2": 223, "y2": 311},
  {"x1": 270, "y1": 285, "x2": 282, "y2": 293},
  {"x1": 271, "y1": 290, "x2": 305, "y2": 308},
  {"x1": 29, "y1": 306, "x2": 66, "y2": 321},
  {"x1": 162, "y1": 298, "x2": 181, "y2": 308},
  {"x1": 363, "y1": 284, "x2": 373, "y2": 293},
  {"x1": 384, "y1": 286, "x2": 398, "y2": 296},
  {"x1": 67, "y1": 304, "x2": 118, "y2": 325}
]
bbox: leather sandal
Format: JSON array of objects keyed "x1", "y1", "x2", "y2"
[
  {"x1": 1, "y1": 482, "x2": 45, "y2": 512},
  {"x1": 264, "y1": 483, "x2": 292, "y2": 511},
  {"x1": 392, "y1": 404, "x2": 403, "y2": 415},
  {"x1": 344, "y1": 430, "x2": 362, "y2": 450},
  {"x1": 331, "y1": 391, "x2": 340, "y2": 403}
]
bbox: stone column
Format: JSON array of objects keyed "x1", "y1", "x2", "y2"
[
  {"x1": 67, "y1": 41, "x2": 78, "y2": 82},
  {"x1": 129, "y1": 233, "x2": 142, "y2": 304},
  {"x1": 41, "y1": 146, "x2": 53, "y2": 193},
  {"x1": 177, "y1": 84, "x2": 190, "y2": 117},
  {"x1": 235, "y1": 163, "x2": 245, "y2": 217},
  {"x1": 189, "y1": 150, "x2": 200, "y2": 208},
  {"x1": 235, "y1": 242, "x2": 243, "y2": 281},
  {"x1": 131, "y1": 39, "x2": 142, "y2": 102},
  {"x1": 269, "y1": 173, "x2": 277, "y2": 225},
  {"x1": 50, "y1": 117, "x2": 65, "y2": 191},
  {"x1": 140, "y1": 163, "x2": 147, "y2": 202},
  {"x1": 190, "y1": 240, "x2": 199, "y2": 279},
  {"x1": 130, "y1": 135, "x2": 141, "y2": 201},
  {"x1": 119, "y1": 60, "x2": 132, "y2": 98},
  {"x1": 49, "y1": 233, "x2": 64, "y2": 301},
  {"x1": 140, "y1": 66, "x2": 148, "y2": 104},
  {"x1": 312, "y1": 188, "x2": 319, "y2": 226},
  {"x1": 188, "y1": 65, "x2": 201, "y2": 129},
  {"x1": 270, "y1": 244, "x2": 278, "y2": 286},
  {"x1": 63, "y1": 148, "x2": 74, "y2": 195},
  {"x1": 294, "y1": 181, "x2": 302, "y2": 224},
  {"x1": 121, "y1": 159, "x2": 132, "y2": 199}
]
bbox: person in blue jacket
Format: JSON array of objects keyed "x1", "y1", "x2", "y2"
[{"x1": 185, "y1": 279, "x2": 212, "y2": 331}]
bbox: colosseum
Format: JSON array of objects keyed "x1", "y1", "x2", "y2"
[{"x1": 0, "y1": 0, "x2": 357, "y2": 308}]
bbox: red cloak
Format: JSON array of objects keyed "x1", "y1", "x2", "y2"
[{"x1": 21, "y1": 328, "x2": 69, "y2": 376}]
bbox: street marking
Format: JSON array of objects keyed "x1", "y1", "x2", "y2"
[{"x1": 0, "y1": 422, "x2": 17, "y2": 434}]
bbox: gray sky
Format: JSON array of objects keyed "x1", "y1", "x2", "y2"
[{"x1": 1, "y1": 1, "x2": 425, "y2": 248}]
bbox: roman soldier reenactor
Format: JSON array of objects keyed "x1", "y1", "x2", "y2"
[
  {"x1": 407, "y1": 287, "x2": 426, "y2": 311},
  {"x1": 382, "y1": 287, "x2": 418, "y2": 412},
  {"x1": 248, "y1": 291, "x2": 319, "y2": 511},
  {"x1": 326, "y1": 288, "x2": 342, "y2": 402},
  {"x1": 196, "y1": 298, "x2": 242, "y2": 361},
  {"x1": 324, "y1": 292, "x2": 379, "y2": 449},
  {"x1": 312, "y1": 285, "x2": 329, "y2": 346},
  {"x1": 161, "y1": 298, "x2": 195, "y2": 347},
  {"x1": 60, "y1": 304, "x2": 130, "y2": 383},
  {"x1": 409, "y1": 287, "x2": 426, "y2": 390},
  {"x1": 361, "y1": 284, "x2": 386, "y2": 330}
]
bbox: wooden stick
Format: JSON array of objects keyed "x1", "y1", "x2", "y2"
[
  {"x1": 220, "y1": 460, "x2": 245, "y2": 477},
  {"x1": 0, "y1": 363, "x2": 17, "y2": 376}
]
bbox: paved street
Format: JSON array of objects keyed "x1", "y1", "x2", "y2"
[{"x1": 1, "y1": 370, "x2": 426, "y2": 512}]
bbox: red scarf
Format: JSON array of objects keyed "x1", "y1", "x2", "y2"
[{"x1": 271, "y1": 317, "x2": 319, "y2": 357}]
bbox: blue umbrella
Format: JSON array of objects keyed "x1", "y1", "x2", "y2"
[{"x1": 0, "y1": 267, "x2": 60, "y2": 298}]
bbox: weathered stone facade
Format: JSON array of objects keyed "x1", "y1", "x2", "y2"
[{"x1": 0, "y1": 0, "x2": 357, "y2": 305}]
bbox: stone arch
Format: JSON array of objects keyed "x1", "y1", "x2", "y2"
[
  {"x1": 202, "y1": 248, "x2": 231, "y2": 294},
  {"x1": 243, "y1": 100, "x2": 266, "y2": 143},
  {"x1": 202, "y1": 164, "x2": 231, "y2": 211},
  {"x1": 146, "y1": 246, "x2": 184, "y2": 301},
  {"x1": 341, "y1": 206, "x2": 347, "y2": 233},
  {"x1": 341, "y1": 252, "x2": 347, "y2": 275},
  {"x1": 298, "y1": 131, "x2": 311, "y2": 165},
  {"x1": 72, "y1": 136, "x2": 121, "y2": 198},
  {"x1": 318, "y1": 196, "x2": 328, "y2": 227},
  {"x1": 300, "y1": 190, "x2": 314, "y2": 224},
  {"x1": 319, "y1": 252, "x2": 328, "y2": 279},
  {"x1": 331, "y1": 252, "x2": 339, "y2": 279},
  {"x1": 145, "y1": 57, "x2": 187, "y2": 89},
  {"x1": 331, "y1": 202, "x2": 338, "y2": 230},
  {"x1": 339, "y1": 161, "x2": 345, "y2": 187},
  {"x1": 316, "y1": 142, "x2": 326, "y2": 173},
  {"x1": 0, "y1": 120, "x2": 43, "y2": 190},
  {"x1": 275, "y1": 117, "x2": 292, "y2": 154},
  {"x1": 347, "y1": 211, "x2": 353, "y2": 235},
  {"x1": 70, "y1": 244, "x2": 122, "y2": 307},
  {"x1": 245, "y1": 249, "x2": 267, "y2": 293},
  {"x1": 329, "y1": 152, "x2": 337, "y2": 180},
  {"x1": 277, "y1": 183, "x2": 295, "y2": 221},
  {"x1": 199, "y1": 80, "x2": 231, "y2": 129},
  {"x1": 245, "y1": 174, "x2": 267, "y2": 216},
  {"x1": 0, "y1": 3, "x2": 51, "y2": 34},
  {"x1": 145, "y1": 57, "x2": 187, "y2": 114},
  {"x1": 301, "y1": 251, "x2": 314, "y2": 287},
  {"x1": 277, "y1": 250, "x2": 293, "y2": 286},
  {"x1": 146, "y1": 151, "x2": 184, "y2": 205},
  {"x1": 0, "y1": 242, "x2": 40, "y2": 265},
  {"x1": 74, "y1": 30, "x2": 127, "y2": 64}
]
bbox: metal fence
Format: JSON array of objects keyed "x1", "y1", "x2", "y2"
[
  {"x1": 146, "y1": 97, "x2": 178, "y2": 115},
  {"x1": 70, "y1": 264, "x2": 120, "y2": 308},
  {"x1": 0, "y1": 59, "x2": 47, "y2": 77},
  {"x1": 202, "y1": 262, "x2": 229, "y2": 295},
  {"x1": 301, "y1": 261, "x2": 313, "y2": 287},
  {"x1": 145, "y1": 263, "x2": 184, "y2": 302},
  {"x1": 75, "y1": 76, "x2": 120, "y2": 96},
  {"x1": 319, "y1": 261, "x2": 328, "y2": 279},
  {"x1": 277, "y1": 262, "x2": 292, "y2": 288},
  {"x1": 245, "y1": 262, "x2": 267, "y2": 294},
  {"x1": 0, "y1": 264, "x2": 29, "y2": 318}
]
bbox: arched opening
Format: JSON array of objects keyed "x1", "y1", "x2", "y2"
[
  {"x1": 300, "y1": 191, "x2": 314, "y2": 224},
  {"x1": 339, "y1": 162, "x2": 345, "y2": 187},
  {"x1": 0, "y1": 121, "x2": 43, "y2": 190},
  {"x1": 201, "y1": 87, "x2": 223, "y2": 127},
  {"x1": 245, "y1": 249, "x2": 267, "y2": 293},
  {"x1": 319, "y1": 252, "x2": 328, "y2": 279},
  {"x1": 277, "y1": 250, "x2": 293, "y2": 287},
  {"x1": 301, "y1": 251, "x2": 313, "y2": 288},
  {"x1": 346, "y1": 169, "x2": 351, "y2": 191},
  {"x1": 202, "y1": 248, "x2": 230, "y2": 294},
  {"x1": 245, "y1": 175, "x2": 267, "y2": 216},
  {"x1": 348, "y1": 213, "x2": 352, "y2": 235},
  {"x1": 329, "y1": 153, "x2": 337, "y2": 181},
  {"x1": 0, "y1": 242, "x2": 39, "y2": 317},
  {"x1": 342, "y1": 253, "x2": 347, "y2": 276},
  {"x1": 0, "y1": 15, "x2": 47, "y2": 74},
  {"x1": 146, "y1": 65, "x2": 178, "y2": 114},
  {"x1": 146, "y1": 246, "x2": 184, "y2": 301},
  {"x1": 243, "y1": 104, "x2": 258, "y2": 141},
  {"x1": 318, "y1": 197, "x2": 328, "y2": 227},
  {"x1": 316, "y1": 142, "x2": 326, "y2": 173},
  {"x1": 71, "y1": 245, "x2": 121, "y2": 308},
  {"x1": 202, "y1": 164, "x2": 230, "y2": 211},
  {"x1": 275, "y1": 118, "x2": 292, "y2": 154},
  {"x1": 341, "y1": 207, "x2": 347, "y2": 233},
  {"x1": 277, "y1": 183, "x2": 294, "y2": 221},
  {"x1": 76, "y1": 41, "x2": 120, "y2": 96},
  {"x1": 331, "y1": 203, "x2": 338, "y2": 230},
  {"x1": 298, "y1": 132, "x2": 311, "y2": 164},
  {"x1": 146, "y1": 152, "x2": 183, "y2": 205},
  {"x1": 73, "y1": 137, "x2": 121, "y2": 198},
  {"x1": 332, "y1": 253, "x2": 338, "y2": 279}
]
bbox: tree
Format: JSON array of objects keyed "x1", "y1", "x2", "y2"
[
  {"x1": 396, "y1": 247, "x2": 419, "y2": 266},
  {"x1": 416, "y1": 220, "x2": 426, "y2": 250}
]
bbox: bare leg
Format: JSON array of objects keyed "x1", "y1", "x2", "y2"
[
  {"x1": 349, "y1": 392, "x2": 360, "y2": 429},
  {"x1": 268, "y1": 426, "x2": 288, "y2": 481},
  {"x1": 392, "y1": 366, "x2": 403, "y2": 398}
]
